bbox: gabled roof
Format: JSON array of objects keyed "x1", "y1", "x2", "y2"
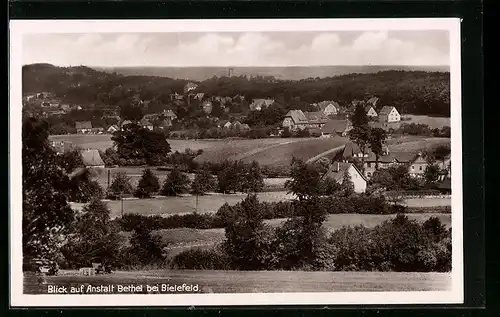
[
  {"x1": 365, "y1": 105, "x2": 376, "y2": 112},
  {"x1": 284, "y1": 110, "x2": 308, "y2": 124},
  {"x1": 304, "y1": 111, "x2": 328, "y2": 123},
  {"x1": 107, "y1": 125, "x2": 119, "y2": 131},
  {"x1": 75, "y1": 121, "x2": 92, "y2": 129},
  {"x1": 163, "y1": 109, "x2": 177, "y2": 118},
  {"x1": 81, "y1": 149, "x2": 105, "y2": 167},
  {"x1": 193, "y1": 92, "x2": 205, "y2": 100},
  {"x1": 317, "y1": 100, "x2": 339, "y2": 111},
  {"x1": 323, "y1": 162, "x2": 367, "y2": 182},
  {"x1": 379, "y1": 106, "x2": 397, "y2": 116},
  {"x1": 121, "y1": 120, "x2": 133, "y2": 126},
  {"x1": 342, "y1": 142, "x2": 362, "y2": 158},
  {"x1": 321, "y1": 119, "x2": 351, "y2": 134}
]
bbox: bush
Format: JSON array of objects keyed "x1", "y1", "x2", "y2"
[
  {"x1": 170, "y1": 245, "x2": 232, "y2": 270},
  {"x1": 328, "y1": 214, "x2": 452, "y2": 272},
  {"x1": 134, "y1": 168, "x2": 160, "y2": 198}
]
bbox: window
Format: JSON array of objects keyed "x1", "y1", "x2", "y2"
[
  {"x1": 367, "y1": 172, "x2": 372, "y2": 177},
  {"x1": 367, "y1": 162, "x2": 372, "y2": 168},
  {"x1": 411, "y1": 166, "x2": 415, "y2": 170},
  {"x1": 419, "y1": 166, "x2": 423, "y2": 171}
]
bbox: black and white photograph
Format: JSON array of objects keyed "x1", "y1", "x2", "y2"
[{"x1": 9, "y1": 18, "x2": 463, "y2": 306}]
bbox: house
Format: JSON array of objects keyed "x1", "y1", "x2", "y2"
[
  {"x1": 51, "y1": 141, "x2": 74, "y2": 154},
  {"x1": 81, "y1": 149, "x2": 105, "y2": 169},
  {"x1": 75, "y1": 121, "x2": 92, "y2": 134},
  {"x1": 140, "y1": 118, "x2": 154, "y2": 131},
  {"x1": 409, "y1": 153, "x2": 428, "y2": 178},
  {"x1": 378, "y1": 106, "x2": 401, "y2": 123},
  {"x1": 341, "y1": 142, "x2": 369, "y2": 161},
  {"x1": 362, "y1": 150, "x2": 417, "y2": 178},
  {"x1": 249, "y1": 99, "x2": 274, "y2": 111},
  {"x1": 107, "y1": 125, "x2": 119, "y2": 133},
  {"x1": 316, "y1": 101, "x2": 339, "y2": 116},
  {"x1": 231, "y1": 121, "x2": 251, "y2": 131},
  {"x1": 163, "y1": 109, "x2": 177, "y2": 121},
  {"x1": 282, "y1": 110, "x2": 309, "y2": 131},
  {"x1": 322, "y1": 162, "x2": 367, "y2": 193},
  {"x1": 160, "y1": 118, "x2": 173, "y2": 129},
  {"x1": 304, "y1": 112, "x2": 328, "y2": 128},
  {"x1": 232, "y1": 94, "x2": 245, "y2": 102},
  {"x1": 193, "y1": 93, "x2": 205, "y2": 100},
  {"x1": 220, "y1": 120, "x2": 232, "y2": 129},
  {"x1": 90, "y1": 127, "x2": 104, "y2": 134},
  {"x1": 320, "y1": 119, "x2": 353, "y2": 137},
  {"x1": 365, "y1": 105, "x2": 378, "y2": 118},
  {"x1": 184, "y1": 82, "x2": 198, "y2": 94},
  {"x1": 201, "y1": 101, "x2": 213, "y2": 114},
  {"x1": 170, "y1": 92, "x2": 184, "y2": 101}
]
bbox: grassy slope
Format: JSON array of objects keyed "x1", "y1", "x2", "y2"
[
  {"x1": 239, "y1": 137, "x2": 349, "y2": 167},
  {"x1": 389, "y1": 138, "x2": 450, "y2": 152}
]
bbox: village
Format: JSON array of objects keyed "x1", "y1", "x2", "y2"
[{"x1": 22, "y1": 63, "x2": 453, "y2": 293}]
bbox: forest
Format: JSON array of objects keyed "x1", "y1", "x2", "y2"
[{"x1": 23, "y1": 64, "x2": 451, "y2": 117}]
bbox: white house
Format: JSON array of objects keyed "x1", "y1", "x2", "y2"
[
  {"x1": 378, "y1": 106, "x2": 401, "y2": 123},
  {"x1": 322, "y1": 162, "x2": 367, "y2": 193},
  {"x1": 107, "y1": 125, "x2": 119, "y2": 133},
  {"x1": 365, "y1": 105, "x2": 378, "y2": 118},
  {"x1": 316, "y1": 101, "x2": 339, "y2": 116}
]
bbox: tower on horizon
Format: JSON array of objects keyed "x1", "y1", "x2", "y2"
[{"x1": 228, "y1": 67, "x2": 234, "y2": 77}]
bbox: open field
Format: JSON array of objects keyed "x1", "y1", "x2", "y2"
[
  {"x1": 401, "y1": 115, "x2": 451, "y2": 130},
  {"x1": 70, "y1": 193, "x2": 451, "y2": 219},
  {"x1": 266, "y1": 213, "x2": 451, "y2": 232},
  {"x1": 241, "y1": 137, "x2": 349, "y2": 167},
  {"x1": 113, "y1": 212, "x2": 451, "y2": 258},
  {"x1": 193, "y1": 137, "x2": 349, "y2": 166},
  {"x1": 70, "y1": 192, "x2": 296, "y2": 218},
  {"x1": 24, "y1": 270, "x2": 451, "y2": 294},
  {"x1": 91, "y1": 166, "x2": 288, "y2": 190},
  {"x1": 389, "y1": 137, "x2": 450, "y2": 153},
  {"x1": 50, "y1": 134, "x2": 114, "y2": 151}
]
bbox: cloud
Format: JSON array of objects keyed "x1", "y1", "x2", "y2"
[{"x1": 23, "y1": 31, "x2": 449, "y2": 67}]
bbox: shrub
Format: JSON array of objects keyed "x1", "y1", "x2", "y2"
[
  {"x1": 161, "y1": 167, "x2": 191, "y2": 196},
  {"x1": 134, "y1": 168, "x2": 160, "y2": 198},
  {"x1": 170, "y1": 245, "x2": 232, "y2": 270},
  {"x1": 108, "y1": 172, "x2": 134, "y2": 196}
]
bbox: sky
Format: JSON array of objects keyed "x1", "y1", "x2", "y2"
[{"x1": 23, "y1": 30, "x2": 450, "y2": 67}]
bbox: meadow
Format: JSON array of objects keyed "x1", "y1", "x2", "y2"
[
  {"x1": 70, "y1": 192, "x2": 451, "y2": 219},
  {"x1": 402, "y1": 115, "x2": 451, "y2": 130},
  {"x1": 24, "y1": 270, "x2": 451, "y2": 294}
]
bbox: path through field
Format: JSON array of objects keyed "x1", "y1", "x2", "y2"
[{"x1": 24, "y1": 270, "x2": 451, "y2": 294}]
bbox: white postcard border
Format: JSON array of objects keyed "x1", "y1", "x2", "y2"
[{"x1": 9, "y1": 18, "x2": 463, "y2": 307}]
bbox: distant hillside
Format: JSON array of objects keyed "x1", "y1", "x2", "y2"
[
  {"x1": 95, "y1": 65, "x2": 450, "y2": 81},
  {"x1": 22, "y1": 63, "x2": 450, "y2": 116}
]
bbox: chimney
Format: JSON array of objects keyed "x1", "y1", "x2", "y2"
[{"x1": 336, "y1": 162, "x2": 340, "y2": 172}]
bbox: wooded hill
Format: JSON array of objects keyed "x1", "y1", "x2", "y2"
[{"x1": 22, "y1": 64, "x2": 450, "y2": 117}]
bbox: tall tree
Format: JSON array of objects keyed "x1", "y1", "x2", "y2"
[
  {"x1": 109, "y1": 172, "x2": 134, "y2": 195},
  {"x1": 62, "y1": 199, "x2": 121, "y2": 268},
  {"x1": 241, "y1": 161, "x2": 265, "y2": 193},
  {"x1": 134, "y1": 168, "x2": 160, "y2": 198},
  {"x1": 161, "y1": 166, "x2": 191, "y2": 196},
  {"x1": 111, "y1": 123, "x2": 171, "y2": 165},
  {"x1": 369, "y1": 127, "x2": 388, "y2": 169},
  {"x1": 285, "y1": 158, "x2": 327, "y2": 267},
  {"x1": 224, "y1": 194, "x2": 274, "y2": 270},
  {"x1": 349, "y1": 103, "x2": 372, "y2": 165},
  {"x1": 22, "y1": 117, "x2": 75, "y2": 264}
]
